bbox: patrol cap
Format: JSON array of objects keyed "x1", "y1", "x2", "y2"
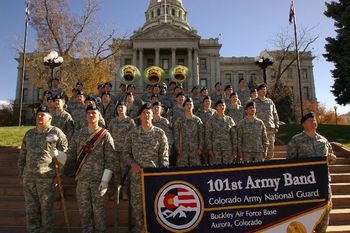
[
  {"x1": 104, "y1": 82, "x2": 112, "y2": 87},
  {"x1": 183, "y1": 97, "x2": 193, "y2": 107},
  {"x1": 250, "y1": 88, "x2": 257, "y2": 94},
  {"x1": 176, "y1": 92, "x2": 185, "y2": 98},
  {"x1": 300, "y1": 112, "x2": 315, "y2": 124},
  {"x1": 244, "y1": 101, "x2": 256, "y2": 110},
  {"x1": 200, "y1": 87, "x2": 208, "y2": 93},
  {"x1": 37, "y1": 105, "x2": 51, "y2": 115},
  {"x1": 43, "y1": 90, "x2": 52, "y2": 95},
  {"x1": 191, "y1": 86, "x2": 199, "y2": 92},
  {"x1": 84, "y1": 95, "x2": 96, "y2": 102},
  {"x1": 215, "y1": 99, "x2": 225, "y2": 107},
  {"x1": 116, "y1": 101, "x2": 126, "y2": 108},
  {"x1": 238, "y1": 78, "x2": 245, "y2": 84},
  {"x1": 214, "y1": 82, "x2": 222, "y2": 87},
  {"x1": 224, "y1": 85, "x2": 233, "y2": 91},
  {"x1": 202, "y1": 96, "x2": 211, "y2": 102},
  {"x1": 229, "y1": 92, "x2": 238, "y2": 98},
  {"x1": 76, "y1": 82, "x2": 83, "y2": 87},
  {"x1": 85, "y1": 103, "x2": 99, "y2": 112},
  {"x1": 101, "y1": 91, "x2": 110, "y2": 97},
  {"x1": 257, "y1": 83, "x2": 267, "y2": 91},
  {"x1": 139, "y1": 103, "x2": 152, "y2": 114},
  {"x1": 152, "y1": 101, "x2": 162, "y2": 107}
]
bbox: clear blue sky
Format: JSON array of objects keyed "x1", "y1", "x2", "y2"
[{"x1": 0, "y1": 0, "x2": 348, "y2": 114}]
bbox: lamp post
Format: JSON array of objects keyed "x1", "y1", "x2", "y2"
[
  {"x1": 334, "y1": 106, "x2": 338, "y2": 125},
  {"x1": 43, "y1": 51, "x2": 63, "y2": 89},
  {"x1": 254, "y1": 50, "x2": 274, "y2": 84}
]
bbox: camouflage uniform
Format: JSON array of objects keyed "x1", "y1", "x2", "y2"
[
  {"x1": 206, "y1": 113, "x2": 237, "y2": 165},
  {"x1": 152, "y1": 117, "x2": 174, "y2": 150},
  {"x1": 236, "y1": 117, "x2": 269, "y2": 162},
  {"x1": 51, "y1": 110, "x2": 75, "y2": 140},
  {"x1": 123, "y1": 126, "x2": 169, "y2": 232},
  {"x1": 50, "y1": 88, "x2": 68, "y2": 102},
  {"x1": 254, "y1": 97, "x2": 279, "y2": 159},
  {"x1": 191, "y1": 95, "x2": 202, "y2": 114},
  {"x1": 211, "y1": 92, "x2": 224, "y2": 104},
  {"x1": 18, "y1": 126, "x2": 68, "y2": 233},
  {"x1": 287, "y1": 131, "x2": 334, "y2": 233},
  {"x1": 98, "y1": 102, "x2": 116, "y2": 126},
  {"x1": 70, "y1": 105, "x2": 106, "y2": 130},
  {"x1": 173, "y1": 115, "x2": 204, "y2": 167},
  {"x1": 126, "y1": 103, "x2": 140, "y2": 120},
  {"x1": 168, "y1": 105, "x2": 184, "y2": 126},
  {"x1": 196, "y1": 108, "x2": 216, "y2": 164},
  {"x1": 237, "y1": 88, "x2": 251, "y2": 107},
  {"x1": 65, "y1": 127, "x2": 115, "y2": 233},
  {"x1": 226, "y1": 104, "x2": 245, "y2": 124}
]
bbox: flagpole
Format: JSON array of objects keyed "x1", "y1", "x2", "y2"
[
  {"x1": 290, "y1": 0, "x2": 304, "y2": 118},
  {"x1": 19, "y1": 0, "x2": 30, "y2": 126}
]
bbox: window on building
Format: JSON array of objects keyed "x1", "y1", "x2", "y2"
[
  {"x1": 157, "y1": 8, "x2": 161, "y2": 16},
  {"x1": 199, "y1": 58, "x2": 207, "y2": 71},
  {"x1": 200, "y1": 79, "x2": 207, "y2": 87},
  {"x1": 124, "y1": 58, "x2": 132, "y2": 65},
  {"x1": 172, "y1": 8, "x2": 175, "y2": 16},
  {"x1": 179, "y1": 10, "x2": 182, "y2": 19},
  {"x1": 147, "y1": 58, "x2": 154, "y2": 67},
  {"x1": 23, "y1": 88, "x2": 28, "y2": 103},
  {"x1": 302, "y1": 69, "x2": 308, "y2": 79},
  {"x1": 303, "y1": 87, "x2": 310, "y2": 100},
  {"x1": 162, "y1": 59, "x2": 169, "y2": 71},
  {"x1": 151, "y1": 11, "x2": 154, "y2": 18},
  {"x1": 225, "y1": 73, "x2": 232, "y2": 84},
  {"x1": 177, "y1": 58, "x2": 184, "y2": 66},
  {"x1": 238, "y1": 73, "x2": 244, "y2": 80}
]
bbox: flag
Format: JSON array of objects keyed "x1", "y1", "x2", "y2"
[{"x1": 289, "y1": 0, "x2": 295, "y2": 24}]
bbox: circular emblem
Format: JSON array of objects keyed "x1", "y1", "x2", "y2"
[
  {"x1": 286, "y1": 221, "x2": 307, "y2": 233},
  {"x1": 155, "y1": 181, "x2": 203, "y2": 232}
]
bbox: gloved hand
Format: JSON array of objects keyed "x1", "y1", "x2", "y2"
[
  {"x1": 50, "y1": 148, "x2": 59, "y2": 158},
  {"x1": 98, "y1": 169, "x2": 113, "y2": 197}
]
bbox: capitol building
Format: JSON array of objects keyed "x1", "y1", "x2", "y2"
[{"x1": 15, "y1": 0, "x2": 317, "y2": 123}]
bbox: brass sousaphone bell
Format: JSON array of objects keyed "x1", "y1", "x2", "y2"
[
  {"x1": 116, "y1": 65, "x2": 141, "y2": 84},
  {"x1": 169, "y1": 65, "x2": 190, "y2": 85},
  {"x1": 143, "y1": 66, "x2": 165, "y2": 85}
]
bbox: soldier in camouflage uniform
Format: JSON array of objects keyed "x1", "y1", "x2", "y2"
[
  {"x1": 18, "y1": 106, "x2": 68, "y2": 233},
  {"x1": 249, "y1": 88, "x2": 258, "y2": 101},
  {"x1": 206, "y1": 99, "x2": 237, "y2": 165},
  {"x1": 50, "y1": 77, "x2": 68, "y2": 103},
  {"x1": 47, "y1": 95, "x2": 56, "y2": 114},
  {"x1": 97, "y1": 92, "x2": 116, "y2": 126},
  {"x1": 226, "y1": 92, "x2": 245, "y2": 124},
  {"x1": 168, "y1": 92, "x2": 185, "y2": 126},
  {"x1": 104, "y1": 82, "x2": 118, "y2": 105},
  {"x1": 287, "y1": 112, "x2": 336, "y2": 233},
  {"x1": 63, "y1": 104, "x2": 115, "y2": 233},
  {"x1": 254, "y1": 83, "x2": 279, "y2": 160},
  {"x1": 237, "y1": 78, "x2": 251, "y2": 107},
  {"x1": 223, "y1": 85, "x2": 234, "y2": 106},
  {"x1": 41, "y1": 90, "x2": 52, "y2": 107},
  {"x1": 123, "y1": 103, "x2": 169, "y2": 233},
  {"x1": 126, "y1": 92, "x2": 141, "y2": 122},
  {"x1": 191, "y1": 86, "x2": 202, "y2": 113},
  {"x1": 52, "y1": 95, "x2": 75, "y2": 140},
  {"x1": 173, "y1": 97, "x2": 204, "y2": 167},
  {"x1": 237, "y1": 101, "x2": 269, "y2": 162},
  {"x1": 211, "y1": 82, "x2": 224, "y2": 104},
  {"x1": 115, "y1": 83, "x2": 127, "y2": 103}
]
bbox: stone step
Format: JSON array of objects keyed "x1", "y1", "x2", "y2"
[
  {"x1": 332, "y1": 195, "x2": 350, "y2": 208},
  {"x1": 331, "y1": 173, "x2": 350, "y2": 183},
  {"x1": 327, "y1": 225, "x2": 350, "y2": 233},
  {"x1": 0, "y1": 226, "x2": 129, "y2": 233},
  {"x1": 331, "y1": 183, "x2": 350, "y2": 194},
  {"x1": 330, "y1": 208, "x2": 350, "y2": 225},
  {"x1": 330, "y1": 165, "x2": 350, "y2": 173},
  {"x1": 0, "y1": 167, "x2": 18, "y2": 176},
  {"x1": 0, "y1": 160, "x2": 17, "y2": 167},
  {"x1": 0, "y1": 184, "x2": 77, "y2": 196}
]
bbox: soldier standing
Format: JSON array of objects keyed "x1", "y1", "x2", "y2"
[
  {"x1": 168, "y1": 92, "x2": 185, "y2": 125},
  {"x1": 52, "y1": 95, "x2": 75, "y2": 140},
  {"x1": 237, "y1": 102, "x2": 269, "y2": 162},
  {"x1": 173, "y1": 97, "x2": 204, "y2": 167},
  {"x1": 237, "y1": 78, "x2": 251, "y2": 107},
  {"x1": 62, "y1": 104, "x2": 115, "y2": 233},
  {"x1": 98, "y1": 92, "x2": 116, "y2": 126},
  {"x1": 211, "y1": 82, "x2": 224, "y2": 104},
  {"x1": 287, "y1": 112, "x2": 336, "y2": 233},
  {"x1": 50, "y1": 77, "x2": 68, "y2": 102},
  {"x1": 226, "y1": 92, "x2": 245, "y2": 124},
  {"x1": 123, "y1": 103, "x2": 169, "y2": 233},
  {"x1": 254, "y1": 83, "x2": 279, "y2": 160},
  {"x1": 206, "y1": 99, "x2": 237, "y2": 165},
  {"x1": 18, "y1": 106, "x2": 68, "y2": 233}
]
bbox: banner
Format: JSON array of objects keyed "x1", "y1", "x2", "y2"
[{"x1": 142, "y1": 157, "x2": 330, "y2": 233}]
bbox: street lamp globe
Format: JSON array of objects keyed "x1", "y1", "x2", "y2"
[
  {"x1": 255, "y1": 50, "x2": 274, "y2": 84},
  {"x1": 43, "y1": 50, "x2": 63, "y2": 88}
]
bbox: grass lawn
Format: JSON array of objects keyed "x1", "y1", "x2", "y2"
[
  {"x1": 0, "y1": 126, "x2": 34, "y2": 147},
  {"x1": 277, "y1": 124, "x2": 350, "y2": 148}
]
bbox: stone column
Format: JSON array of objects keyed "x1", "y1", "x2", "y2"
[
  {"x1": 193, "y1": 49, "x2": 199, "y2": 86},
  {"x1": 138, "y1": 48, "x2": 144, "y2": 88},
  {"x1": 171, "y1": 48, "x2": 176, "y2": 68},
  {"x1": 210, "y1": 54, "x2": 216, "y2": 91},
  {"x1": 132, "y1": 48, "x2": 137, "y2": 66},
  {"x1": 187, "y1": 48, "x2": 193, "y2": 89},
  {"x1": 155, "y1": 48, "x2": 160, "y2": 66},
  {"x1": 215, "y1": 55, "x2": 221, "y2": 86}
]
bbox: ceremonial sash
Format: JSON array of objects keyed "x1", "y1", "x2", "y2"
[{"x1": 74, "y1": 128, "x2": 107, "y2": 177}]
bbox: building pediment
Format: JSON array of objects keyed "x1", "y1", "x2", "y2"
[{"x1": 131, "y1": 24, "x2": 200, "y2": 41}]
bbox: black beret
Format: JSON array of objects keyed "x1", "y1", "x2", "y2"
[
  {"x1": 151, "y1": 94, "x2": 159, "y2": 99},
  {"x1": 300, "y1": 112, "x2": 315, "y2": 124},
  {"x1": 224, "y1": 85, "x2": 233, "y2": 91},
  {"x1": 127, "y1": 84, "x2": 135, "y2": 89},
  {"x1": 97, "y1": 84, "x2": 104, "y2": 89},
  {"x1": 53, "y1": 95, "x2": 64, "y2": 101},
  {"x1": 51, "y1": 77, "x2": 60, "y2": 81},
  {"x1": 174, "y1": 85, "x2": 183, "y2": 90},
  {"x1": 183, "y1": 97, "x2": 193, "y2": 107},
  {"x1": 76, "y1": 82, "x2": 83, "y2": 87},
  {"x1": 250, "y1": 89, "x2": 257, "y2": 94},
  {"x1": 119, "y1": 83, "x2": 126, "y2": 88},
  {"x1": 215, "y1": 99, "x2": 225, "y2": 107},
  {"x1": 202, "y1": 96, "x2": 211, "y2": 102},
  {"x1": 139, "y1": 103, "x2": 152, "y2": 114},
  {"x1": 153, "y1": 84, "x2": 161, "y2": 88},
  {"x1": 191, "y1": 86, "x2": 199, "y2": 92},
  {"x1": 47, "y1": 96, "x2": 55, "y2": 101},
  {"x1": 200, "y1": 87, "x2": 208, "y2": 93},
  {"x1": 176, "y1": 92, "x2": 185, "y2": 98},
  {"x1": 238, "y1": 78, "x2": 245, "y2": 84},
  {"x1": 168, "y1": 81, "x2": 176, "y2": 86},
  {"x1": 43, "y1": 90, "x2": 52, "y2": 95},
  {"x1": 86, "y1": 103, "x2": 99, "y2": 112},
  {"x1": 257, "y1": 83, "x2": 267, "y2": 91},
  {"x1": 72, "y1": 87, "x2": 77, "y2": 92},
  {"x1": 104, "y1": 82, "x2": 112, "y2": 87},
  {"x1": 244, "y1": 101, "x2": 256, "y2": 110},
  {"x1": 152, "y1": 101, "x2": 162, "y2": 107},
  {"x1": 214, "y1": 82, "x2": 222, "y2": 87},
  {"x1": 116, "y1": 101, "x2": 126, "y2": 108},
  {"x1": 229, "y1": 92, "x2": 238, "y2": 98},
  {"x1": 126, "y1": 92, "x2": 133, "y2": 97},
  {"x1": 101, "y1": 91, "x2": 110, "y2": 97},
  {"x1": 84, "y1": 95, "x2": 96, "y2": 102},
  {"x1": 76, "y1": 90, "x2": 84, "y2": 96},
  {"x1": 37, "y1": 105, "x2": 51, "y2": 115}
]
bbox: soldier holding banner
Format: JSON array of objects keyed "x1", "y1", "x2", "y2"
[
  {"x1": 287, "y1": 112, "x2": 336, "y2": 233},
  {"x1": 18, "y1": 106, "x2": 68, "y2": 233},
  {"x1": 123, "y1": 103, "x2": 169, "y2": 233}
]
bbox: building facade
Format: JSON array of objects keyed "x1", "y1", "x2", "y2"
[{"x1": 15, "y1": 0, "x2": 317, "y2": 123}]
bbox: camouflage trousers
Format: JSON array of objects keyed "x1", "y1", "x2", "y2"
[
  {"x1": 176, "y1": 149, "x2": 202, "y2": 167},
  {"x1": 76, "y1": 180, "x2": 108, "y2": 233},
  {"x1": 266, "y1": 129, "x2": 275, "y2": 160},
  {"x1": 242, "y1": 152, "x2": 264, "y2": 162},
  {"x1": 23, "y1": 178, "x2": 55, "y2": 233},
  {"x1": 130, "y1": 172, "x2": 144, "y2": 233},
  {"x1": 209, "y1": 150, "x2": 234, "y2": 165}
]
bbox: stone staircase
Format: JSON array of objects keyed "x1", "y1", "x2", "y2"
[{"x1": 0, "y1": 145, "x2": 349, "y2": 232}]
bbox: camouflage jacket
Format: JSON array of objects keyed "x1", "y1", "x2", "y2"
[
  {"x1": 51, "y1": 110, "x2": 75, "y2": 140},
  {"x1": 254, "y1": 97, "x2": 279, "y2": 129},
  {"x1": 173, "y1": 115, "x2": 204, "y2": 151},
  {"x1": 152, "y1": 117, "x2": 174, "y2": 147},
  {"x1": 108, "y1": 116, "x2": 136, "y2": 151}
]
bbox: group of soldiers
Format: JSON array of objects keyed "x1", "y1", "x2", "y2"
[{"x1": 18, "y1": 76, "x2": 335, "y2": 233}]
